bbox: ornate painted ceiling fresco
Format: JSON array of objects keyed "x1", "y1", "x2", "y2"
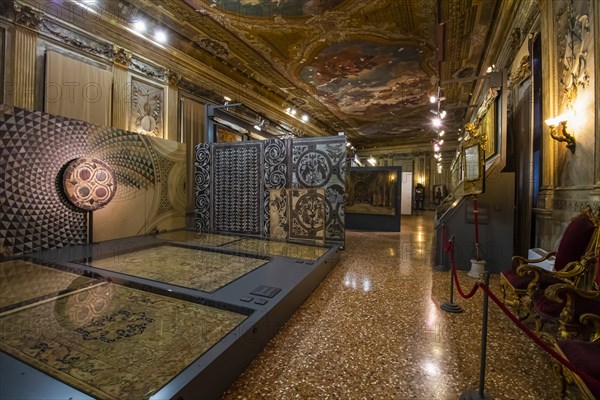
[
  {"x1": 211, "y1": 0, "x2": 345, "y2": 17},
  {"x1": 38, "y1": 0, "x2": 499, "y2": 149},
  {"x1": 300, "y1": 42, "x2": 433, "y2": 139}
]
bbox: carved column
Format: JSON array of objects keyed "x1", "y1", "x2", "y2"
[
  {"x1": 166, "y1": 70, "x2": 181, "y2": 142},
  {"x1": 111, "y1": 47, "x2": 131, "y2": 130},
  {"x1": 595, "y1": 0, "x2": 600, "y2": 188},
  {"x1": 539, "y1": 0, "x2": 556, "y2": 199},
  {"x1": 12, "y1": 26, "x2": 36, "y2": 110}
]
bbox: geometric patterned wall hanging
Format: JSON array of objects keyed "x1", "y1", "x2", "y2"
[
  {"x1": 194, "y1": 136, "x2": 345, "y2": 246},
  {"x1": 0, "y1": 105, "x2": 185, "y2": 257},
  {"x1": 1, "y1": 107, "x2": 88, "y2": 256}
]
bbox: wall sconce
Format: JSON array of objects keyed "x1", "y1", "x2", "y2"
[{"x1": 545, "y1": 113, "x2": 575, "y2": 153}]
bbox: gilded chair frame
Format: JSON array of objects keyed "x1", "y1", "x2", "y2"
[
  {"x1": 500, "y1": 207, "x2": 600, "y2": 318},
  {"x1": 552, "y1": 314, "x2": 600, "y2": 400}
]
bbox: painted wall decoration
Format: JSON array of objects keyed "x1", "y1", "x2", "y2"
[
  {"x1": 0, "y1": 105, "x2": 185, "y2": 257},
  {"x1": 195, "y1": 136, "x2": 345, "y2": 246},
  {"x1": 63, "y1": 158, "x2": 116, "y2": 211},
  {"x1": 130, "y1": 77, "x2": 164, "y2": 138},
  {"x1": 217, "y1": 126, "x2": 243, "y2": 142},
  {"x1": 346, "y1": 170, "x2": 398, "y2": 216}
]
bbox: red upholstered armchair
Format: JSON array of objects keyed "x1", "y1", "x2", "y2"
[
  {"x1": 553, "y1": 314, "x2": 600, "y2": 400},
  {"x1": 500, "y1": 208, "x2": 599, "y2": 318},
  {"x1": 533, "y1": 246, "x2": 600, "y2": 339}
]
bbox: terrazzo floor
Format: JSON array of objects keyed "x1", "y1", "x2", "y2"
[{"x1": 222, "y1": 212, "x2": 572, "y2": 400}]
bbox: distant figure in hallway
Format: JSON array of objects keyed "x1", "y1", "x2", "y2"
[{"x1": 415, "y1": 183, "x2": 425, "y2": 211}]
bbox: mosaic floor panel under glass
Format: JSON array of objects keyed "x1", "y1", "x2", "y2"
[
  {"x1": 223, "y1": 239, "x2": 328, "y2": 261},
  {"x1": 0, "y1": 260, "x2": 94, "y2": 309},
  {"x1": 0, "y1": 283, "x2": 246, "y2": 400},
  {"x1": 86, "y1": 245, "x2": 267, "y2": 293},
  {"x1": 156, "y1": 231, "x2": 241, "y2": 247}
]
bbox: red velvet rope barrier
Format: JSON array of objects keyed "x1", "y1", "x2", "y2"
[
  {"x1": 479, "y1": 283, "x2": 600, "y2": 388},
  {"x1": 442, "y1": 227, "x2": 479, "y2": 298},
  {"x1": 442, "y1": 226, "x2": 600, "y2": 388},
  {"x1": 448, "y1": 243, "x2": 480, "y2": 298}
]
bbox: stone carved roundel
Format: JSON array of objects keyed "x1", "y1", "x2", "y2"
[
  {"x1": 297, "y1": 150, "x2": 332, "y2": 188},
  {"x1": 63, "y1": 158, "x2": 116, "y2": 211},
  {"x1": 295, "y1": 191, "x2": 329, "y2": 232}
]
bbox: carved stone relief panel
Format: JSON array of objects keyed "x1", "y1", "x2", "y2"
[
  {"x1": 291, "y1": 137, "x2": 346, "y2": 244},
  {"x1": 554, "y1": 0, "x2": 595, "y2": 187},
  {"x1": 130, "y1": 77, "x2": 164, "y2": 138},
  {"x1": 289, "y1": 189, "x2": 326, "y2": 244}
]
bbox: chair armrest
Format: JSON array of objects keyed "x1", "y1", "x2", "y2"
[
  {"x1": 515, "y1": 263, "x2": 557, "y2": 292},
  {"x1": 580, "y1": 313, "x2": 600, "y2": 342},
  {"x1": 513, "y1": 251, "x2": 557, "y2": 266},
  {"x1": 546, "y1": 282, "x2": 600, "y2": 302}
]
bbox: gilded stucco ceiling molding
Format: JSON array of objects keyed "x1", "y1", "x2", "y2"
[
  {"x1": 166, "y1": 70, "x2": 182, "y2": 87},
  {"x1": 113, "y1": 46, "x2": 132, "y2": 68},
  {"x1": 40, "y1": 19, "x2": 114, "y2": 59},
  {"x1": 13, "y1": 2, "x2": 43, "y2": 29},
  {"x1": 508, "y1": 55, "x2": 532, "y2": 88},
  {"x1": 129, "y1": 57, "x2": 167, "y2": 82},
  {"x1": 556, "y1": 0, "x2": 590, "y2": 109}
]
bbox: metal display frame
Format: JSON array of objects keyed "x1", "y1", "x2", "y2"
[{"x1": 0, "y1": 230, "x2": 340, "y2": 400}]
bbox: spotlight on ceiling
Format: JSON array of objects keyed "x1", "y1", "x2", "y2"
[
  {"x1": 301, "y1": 114, "x2": 309, "y2": 122},
  {"x1": 223, "y1": 96, "x2": 232, "y2": 102},
  {"x1": 254, "y1": 118, "x2": 265, "y2": 131},
  {"x1": 154, "y1": 30, "x2": 167, "y2": 43},
  {"x1": 432, "y1": 117, "x2": 441, "y2": 128},
  {"x1": 440, "y1": 110, "x2": 447, "y2": 119},
  {"x1": 439, "y1": 130, "x2": 445, "y2": 137},
  {"x1": 429, "y1": 95, "x2": 437, "y2": 104},
  {"x1": 133, "y1": 20, "x2": 146, "y2": 32}
]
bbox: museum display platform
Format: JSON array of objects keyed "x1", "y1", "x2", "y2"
[{"x1": 0, "y1": 230, "x2": 340, "y2": 400}]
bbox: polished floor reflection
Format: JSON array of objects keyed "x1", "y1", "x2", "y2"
[
  {"x1": 86, "y1": 245, "x2": 267, "y2": 293},
  {"x1": 223, "y1": 213, "x2": 565, "y2": 399},
  {"x1": 0, "y1": 282, "x2": 246, "y2": 400}
]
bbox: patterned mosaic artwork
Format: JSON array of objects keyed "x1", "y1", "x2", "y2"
[
  {"x1": 291, "y1": 137, "x2": 346, "y2": 244},
  {"x1": 223, "y1": 238, "x2": 328, "y2": 261},
  {"x1": 63, "y1": 158, "x2": 117, "y2": 211},
  {"x1": 263, "y1": 139, "x2": 289, "y2": 237},
  {"x1": 0, "y1": 260, "x2": 94, "y2": 309},
  {"x1": 86, "y1": 245, "x2": 267, "y2": 293},
  {"x1": 0, "y1": 105, "x2": 185, "y2": 256},
  {"x1": 194, "y1": 136, "x2": 345, "y2": 246},
  {"x1": 0, "y1": 283, "x2": 246, "y2": 400},
  {"x1": 212, "y1": 142, "x2": 264, "y2": 235},
  {"x1": 269, "y1": 189, "x2": 289, "y2": 241},
  {"x1": 156, "y1": 230, "x2": 241, "y2": 246},
  {"x1": 289, "y1": 188, "x2": 326, "y2": 243}
]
